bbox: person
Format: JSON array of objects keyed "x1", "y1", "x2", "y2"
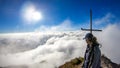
[{"x1": 82, "y1": 33, "x2": 101, "y2": 68}]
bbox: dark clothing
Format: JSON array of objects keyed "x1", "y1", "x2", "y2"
[{"x1": 83, "y1": 44, "x2": 101, "y2": 68}]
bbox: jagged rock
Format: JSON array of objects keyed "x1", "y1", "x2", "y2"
[
  {"x1": 71, "y1": 57, "x2": 83, "y2": 65},
  {"x1": 59, "y1": 57, "x2": 83, "y2": 68},
  {"x1": 59, "y1": 55, "x2": 120, "y2": 68},
  {"x1": 101, "y1": 55, "x2": 120, "y2": 68}
]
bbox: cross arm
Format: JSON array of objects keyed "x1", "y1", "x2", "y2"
[{"x1": 81, "y1": 28, "x2": 102, "y2": 31}]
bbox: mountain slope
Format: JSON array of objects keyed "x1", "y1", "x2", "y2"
[{"x1": 59, "y1": 55, "x2": 120, "y2": 68}]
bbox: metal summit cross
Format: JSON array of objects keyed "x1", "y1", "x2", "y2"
[{"x1": 81, "y1": 9, "x2": 102, "y2": 34}]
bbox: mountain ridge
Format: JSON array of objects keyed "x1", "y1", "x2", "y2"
[{"x1": 59, "y1": 55, "x2": 120, "y2": 68}]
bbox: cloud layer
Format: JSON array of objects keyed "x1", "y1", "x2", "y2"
[
  {"x1": 95, "y1": 24, "x2": 120, "y2": 63},
  {"x1": 35, "y1": 19, "x2": 75, "y2": 32},
  {"x1": 94, "y1": 13, "x2": 115, "y2": 25},
  {"x1": 0, "y1": 31, "x2": 86, "y2": 68},
  {"x1": 0, "y1": 23, "x2": 120, "y2": 68}
]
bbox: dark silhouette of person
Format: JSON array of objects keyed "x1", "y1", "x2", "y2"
[{"x1": 82, "y1": 33, "x2": 101, "y2": 68}]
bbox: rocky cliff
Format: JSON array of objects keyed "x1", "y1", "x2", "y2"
[{"x1": 59, "y1": 55, "x2": 120, "y2": 68}]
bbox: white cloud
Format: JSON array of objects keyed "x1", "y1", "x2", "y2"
[
  {"x1": 35, "y1": 19, "x2": 74, "y2": 32},
  {"x1": 94, "y1": 23, "x2": 120, "y2": 63},
  {"x1": 94, "y1": 13, "x2": 115, "y2": 25},
  {"x1": 50, "y1": 19, "x2": 73, "y2": 31},
  {"x1": 92, "y1": 12, "x2": 120, "y2": 63},
  {"x1": 0, "y1": 31, "x2": 86, "y2": 68},
  {"x1": 0, "y1": 18, "x2": 120, "y2": 68}
]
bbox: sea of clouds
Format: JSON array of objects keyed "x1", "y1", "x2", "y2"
[
  {"x1": 0, "y1": 24, "x2": 120, "y2": 68},
  {"x1": 0, "y1": 31, "x2": 87, "y2": 68}
]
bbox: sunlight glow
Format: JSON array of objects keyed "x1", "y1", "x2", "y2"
[{"x1": 21, "y1": 2, "x2": 42, "y2": 24}]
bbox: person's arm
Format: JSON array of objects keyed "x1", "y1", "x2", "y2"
[
  {"x1": 92, "y1": 46, "x2": 101, "y2": 68},
  {"x1": 82, "y1": 46, "x2": 89, "y2": 68}
]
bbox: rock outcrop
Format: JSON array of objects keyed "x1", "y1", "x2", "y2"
[{"x1": 59, "y1": 55, "x2": 120, "y2": 68}]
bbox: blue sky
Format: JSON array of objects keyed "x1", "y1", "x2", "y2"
[{"x1": 0, "y1": 0, "x2": 120, "y2": 33}]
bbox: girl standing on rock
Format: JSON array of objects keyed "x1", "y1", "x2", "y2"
[{"x1": 82, "y1": 33, "x2": 101, "y2": 68}]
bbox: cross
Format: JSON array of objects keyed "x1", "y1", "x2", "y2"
[{"x1": 81, "y1": 9, "x2": 102, "y2": 34}]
